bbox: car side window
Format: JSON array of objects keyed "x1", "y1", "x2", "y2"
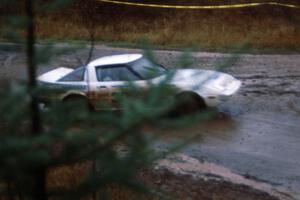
[
  {"x1": 59, "y1": 67, "x2": 85, "y2": 82},
  {"x1": 96, "y1": 65, "x2": 139, "y2": 82}
]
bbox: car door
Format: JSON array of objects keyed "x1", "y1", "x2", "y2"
[{"x1": 91, "y1": 64, "x2": 145, "y2": 108}]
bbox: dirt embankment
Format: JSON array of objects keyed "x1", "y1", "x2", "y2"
[{"x1": 143, "y1": 154, "x2": 289, "y2": 200}]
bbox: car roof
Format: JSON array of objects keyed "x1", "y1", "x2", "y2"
[{"x1": 88, "y1": 54, "x2": 143, "y2": 67}]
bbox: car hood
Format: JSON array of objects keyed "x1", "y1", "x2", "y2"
[
  {"x1": 38, "y1": 67, "x2": 73, "y2": 83},
  {"x1": 156, "y1": 69, "x2": 240, "y2": 95}
]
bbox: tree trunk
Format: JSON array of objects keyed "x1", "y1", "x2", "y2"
[{"x1": 25, "y1": 0, "x2": 47, "y2": 199}]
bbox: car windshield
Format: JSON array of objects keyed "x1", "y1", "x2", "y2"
[{"x1": 129, "y1": 58, "x2": 167, "y2": 80}]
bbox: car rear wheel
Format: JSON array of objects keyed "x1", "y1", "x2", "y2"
[{"x1": 63, "y1": 95, "x2": 94, "y2": 113}]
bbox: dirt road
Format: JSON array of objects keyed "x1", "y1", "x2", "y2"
[{"x1": 1, "y1": 43, "x2": 300, "y2": 199}]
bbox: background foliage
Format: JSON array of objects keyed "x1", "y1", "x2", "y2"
[
  {"x1": 1, "y1": 0, "x2": 299, "y2": 50},
  {"x1": 0, "y1": 1, "x2": 220, "y2": 199}
]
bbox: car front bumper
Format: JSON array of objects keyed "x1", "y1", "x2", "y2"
[{"x1": 204, "y1": 79, "x2": 241, "y2": 107}]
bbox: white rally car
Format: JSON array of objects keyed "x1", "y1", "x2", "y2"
[{"x1": 38, "y1": 54, "x2": 241, "y2": 112}]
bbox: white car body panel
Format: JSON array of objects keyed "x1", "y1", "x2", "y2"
[
  {"x1": 38, "y1": 67, "x2": 73, "y2": 83},
  {"x1": 166, "y1": 69, "x2": 241, "y2": 106},
  {"x1": 38, "y1": 54, "x2": 241, "y2": 108},
  {"x1": 89, "y1": 54, "x2": 143, "y2": 67}
]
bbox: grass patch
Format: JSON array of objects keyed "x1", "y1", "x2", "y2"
[{"x1": 1, "y1": 0, "x2": 300, "y2": 50}]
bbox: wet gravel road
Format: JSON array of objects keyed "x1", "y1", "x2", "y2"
[{"x1": 1, "y1": 44, "x2": 300, "y2": 198}]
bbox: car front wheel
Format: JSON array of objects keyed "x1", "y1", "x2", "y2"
[{"x1": 175, "y1": 92, "x2": 206, "y2": 116}]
